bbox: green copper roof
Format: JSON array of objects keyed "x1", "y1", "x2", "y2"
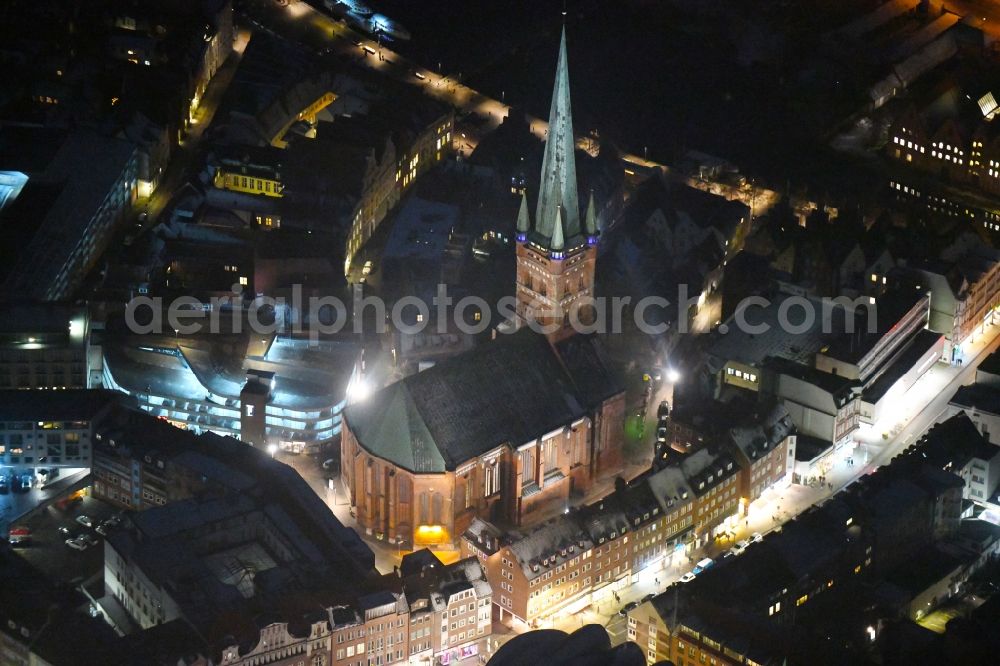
[
  {"x1": 551, "y1": 205, "x2": 565, "y2": 251},
  {"x1": 516, "y1": 190, "x2": 530, "y2": 233},
  {"x1": 584, "y1": 190, "x2": 598, "y2": 237},
  {"x1": 534, "y1": 26, "x2": 580, "y2": 246}
]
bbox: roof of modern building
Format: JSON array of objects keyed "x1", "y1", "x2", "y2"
[
  {"x1": 0, "y1": 302, "x2": 84, "y2": 334},
  {"x1": 863, "y1": 328, "x2": 942, "y2": 404},
  {"x1": 0, "y1": 129, "x2": 138, "y2": 299},
  {"x1": 344, "y1": 328, "x2": 623, "y2": 473},
  {"x1": 103, "y1": 329, "x2": 360, "y2": 413},
  {"x1": 0, "y1": 389, "x2": 124, "y2": 422},
  {"x1": 706, "y1": 294, "x2": 847, "y2": 369},
  {"x1": 104, "y1": 416, "x2": 377, "y2": 643},
  {"x1": 794, "y1": 433, "x2": 833, "y2": 462},
  {"x1": 821, "y1": 287, "x2": 928, "y2": 364},
  {"x1": 764, "y1": 357, "x2": 861, "y2": 398}
]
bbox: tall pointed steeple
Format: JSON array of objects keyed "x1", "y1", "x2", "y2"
[
  {"x1": 516, "y1": 191, "x2": 530, "y2": 241},
  {"x1": 551, "y1": 205, "x2": 565, "y2": 253},
  {"x1": 584, "y1": 190, "x2": 598, "y2": 242},
  {"x1": 534, "y1": 26, "x2": 580, "y2": 246}
]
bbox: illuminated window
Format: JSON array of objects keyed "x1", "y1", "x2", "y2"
[{"x1": 239, "y1": 276, "x2": 248, "y2": 286}]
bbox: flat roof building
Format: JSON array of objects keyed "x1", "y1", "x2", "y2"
[{"x1": 0, "y1": 128, "x2": 138, "y2": 301}]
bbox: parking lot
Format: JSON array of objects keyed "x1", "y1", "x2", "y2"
[{"x1": 11, "y1": 494, "x2": 120, "y2": 591}]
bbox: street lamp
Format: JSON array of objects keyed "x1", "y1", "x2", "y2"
[
  {"x1": 348, "y1": 376, "x2": 371, "y2": 403},
  {"x1": 267, "y1": 443, "x2": 278, "y2": 458},
  {"x1": 666, "y1": 368, "x2": 681, "y2": 384}
]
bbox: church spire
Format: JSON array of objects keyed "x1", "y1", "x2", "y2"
[
  {"x1": 584, "y1": 189, "x2": 598, "y2": 243},
  {"x1": 551, "y1": 205, "x2": 565, "y2": 254},
  {"x1": 534, "y1": 25, "x2": 580, "y2": 247},
  {"x1": 516, "y1": 191, "x2": 530, "y2": 241}
]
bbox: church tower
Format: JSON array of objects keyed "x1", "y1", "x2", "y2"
[{"x1": 515, "y1": 26, "x2": 598, "y2": 342}]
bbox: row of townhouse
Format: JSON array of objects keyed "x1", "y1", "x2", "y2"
[
  {"x1": 627, "y1": 414, "x2": 983, "y2": 666},
  {"x1": 461, "y1": 405, "x2": 796, "y2": 626},
  {"x1": 216, "y1": 552, "x2": 493, "y2": 666}
]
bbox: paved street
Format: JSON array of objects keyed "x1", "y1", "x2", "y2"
[{"x1": 140, "y1": 28, "x2": 251, "y2": 228}]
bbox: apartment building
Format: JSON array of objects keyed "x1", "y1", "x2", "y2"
[
  {"x1": 0, "y1": 304, "x2": 93, "y2": 390},
  {"x1": 0, "y1": 128, "x2": 139, "y2": 301},
  {"x1": 727, "y1": 404, "x2": 795, "y2": 504},
  {"x1": 0, "y1": 389, "x2": 120, "y2": 478},
  {"x1": 461, "y1": 458, "x2": 717, "y2": 626},
  {"x1": 401, "y1": 551, "x2": 492, "y2": 664},
  {"x1": 340, "y1": 103, "x2": 454, "y2": 276},
  {"x1": 902, "y1": 412, "x2": 1000, "y2": 503},
  {"x1": 761, "y1": 358, "x2": 862, "y2": 450}
]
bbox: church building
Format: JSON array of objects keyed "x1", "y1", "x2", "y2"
[{"x1": 341, "y1": 27, "x2": 626, "y2": 550}]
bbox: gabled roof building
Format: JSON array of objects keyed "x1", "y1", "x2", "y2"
[{"x1": 341, "y1": 28, "x2": 625, "y2": 551}]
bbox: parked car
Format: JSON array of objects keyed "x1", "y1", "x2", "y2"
[
  {"x1": 617, "y1": 601, "x2": 639, "y2": 616},
  {"x1": 642, "y1": 593, "x2": 656, "y2": 602},
  {"x1": 57, "y1": 526, "x2": 71, "y2": 536},
  {"x1": 95, "y1": 523, "x2": 111, "y2": 536},
  {"x1": 657, "y1": 401, "x2": 670, "y2": 418},
  {"x1": 79, "y1": 533, "x2": 99, "y2": 547},
  {"x1": 750, "y1": 532, "x2": 764, "y2": 543},
  {"x1": 65, "y1": 538, "x2": 87, "y2": 551},
  {"x1": 732, "y1": 539, "x2": 750, "y2": 555},
  {"x1": 692, "y1": 557, "x2": 715, "y2": 575},
  {"x1": 679, "y1": 572, "x2": 696, "y2": 583},
  {"x1": 75, "y1": 515, "x2": 93, "y2": 528},
  {"x1": 8, "y1": 526, "x2": 32, "y2": 547},
  {"x1": 656, "y1": 426, "x2": 667, "y2": 442}
]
